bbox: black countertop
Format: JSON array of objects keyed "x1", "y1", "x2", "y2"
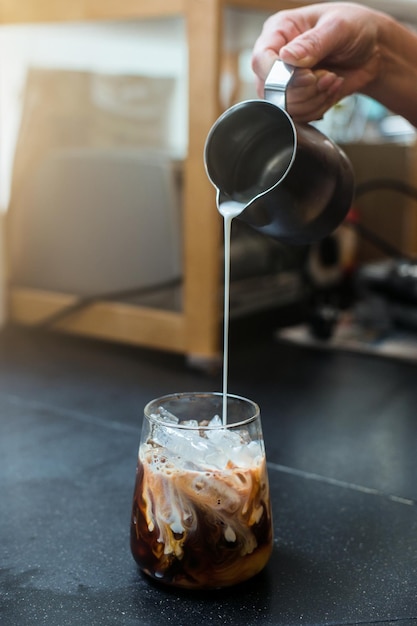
[{"x1": 1, "y1": 321, "x2": 416, "y2": 625}]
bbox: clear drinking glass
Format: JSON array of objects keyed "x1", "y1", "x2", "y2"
[{"x1": 130, "y1": 391, "x2": 273, "y2": 590}]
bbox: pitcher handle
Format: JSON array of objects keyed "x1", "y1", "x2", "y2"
[{"x1": 264, "y1": 60, "x2": 294, "y2": 111}]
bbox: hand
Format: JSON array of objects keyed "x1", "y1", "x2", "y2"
[{"x1": 252, "y1": 3, "x2": 383, "y2": 122}]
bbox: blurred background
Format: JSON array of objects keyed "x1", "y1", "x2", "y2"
[{"x1": 1, "y1": 0, "x2": 417, "y2": 364}]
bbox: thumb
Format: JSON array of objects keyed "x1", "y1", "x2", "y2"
[{"x1": 279, "y1": 23, "x2": 337, "y2": 68}]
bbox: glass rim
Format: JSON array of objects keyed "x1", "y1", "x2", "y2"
[{"x1": 144, "y1": 391, "x2": 260, "y2": 430}]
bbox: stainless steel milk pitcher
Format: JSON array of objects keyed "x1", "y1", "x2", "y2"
[{"x1": 204, "y1": 60, "x2": 354, "y2": 244}]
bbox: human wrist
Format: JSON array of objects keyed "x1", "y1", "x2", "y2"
[{"x1": 362, "y1": 10, "x2": 417, "y2": 123}]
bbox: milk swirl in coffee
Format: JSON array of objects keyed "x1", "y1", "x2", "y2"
[{"x1": 130, "y1": 407, "x2": 272, "y2": 588}]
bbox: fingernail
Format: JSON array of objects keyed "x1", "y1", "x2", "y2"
[
  {"x1": 330, "y1": 76, "x2": 345, "y2": 93},
  {"x1": 317, "y1": 72, "x2": 344, "y2": 93},
  {"x1": 327, "y1": 76, "x2": 345, "y2": 95},
  {"x1": 281, "y1": 43, "x2": 314, "y2": 64}
]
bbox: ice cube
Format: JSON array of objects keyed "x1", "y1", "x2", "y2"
[
  {"x1": 149, "y1": 421, "x2": 220, "y2": 469},
  {"x1": 206, "y1": 426, "x2": 243, "y2": 447},
  {"x1": 158, "y1": 406, "x2": 179, "y2": 424},
  {"x1": 203, "y1": 448, "x2": 229, "y2": 470},
  {"x1": 149, "y1": 407, "x2": 180, "y2": 446},
  {"x1": 228, "y1": 440, "x2": 264, "y2": 467},
  {"x1": 180, "y1": 420, "x2": 199, "y2": 428},
  {"x1": 149, "y1": 411, "x2": 263, "y2": 472},
  {"x1": 204, "y1": 426, "x2": 260, "y2": 468},
  {"x1": 208, "y1": 414, "x2": 223, "y2": 429}
]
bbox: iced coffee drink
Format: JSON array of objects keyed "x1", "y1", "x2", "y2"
[{"x1": 130, "y1": 392, "x2": 273, "y2": 590}]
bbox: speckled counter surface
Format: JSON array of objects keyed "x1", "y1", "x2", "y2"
[{"x1": 0, "y1": 322, "x2": 416, "y2": 626}]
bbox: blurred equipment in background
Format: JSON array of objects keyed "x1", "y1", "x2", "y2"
[
  {"x1": 282, "y1": 179, "x2": 417, "y2": 362},
  {"x1": 356, "y1": 258, "x2": 417, "y2": 335}
]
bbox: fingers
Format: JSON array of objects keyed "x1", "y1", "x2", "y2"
[
  {"x1": 250, "y1": 6, "x2": 354, "y2": 121},
  {"x1": 252, "y1": 10, "x2": 305, "y2": 80},
  {"x1": 284, "y1": 68, "x2": 345, "y2": 122},
  {"x1": 251, "y1": 46, "x2": 280, "y2": 88},
  {"x1": 279, "y1": 36, "x2": 319, "y2": 67},
  {"x1": 255, "y1": 66, "x2": 345, "y2": 122},
  {"x1": 252, "y1": 7, "x2": 324, "y2": 80},
  {"x1": 279, "y1": 18, "x2": 342, "y2": 68}
]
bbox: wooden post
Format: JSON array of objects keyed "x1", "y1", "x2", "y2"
[{"x1": 183, "y1": 0, "x2": 223, "y2": 364}]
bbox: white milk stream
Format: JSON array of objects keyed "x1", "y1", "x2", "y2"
[{"x1": 218, "y1": 200, "x2": 246, "y2": 425}]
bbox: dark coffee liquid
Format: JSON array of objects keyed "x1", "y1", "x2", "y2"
[{"x1": 130, "y1": 444, "x2": 273, "y2": 589}]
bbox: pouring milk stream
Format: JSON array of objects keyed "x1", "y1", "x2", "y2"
[
  {"x1": 218, "y1": 201, "x2": 245, "y2": 424},
  {"x1": 205, "y1": 60, "x2": 354, "y2": 424}
]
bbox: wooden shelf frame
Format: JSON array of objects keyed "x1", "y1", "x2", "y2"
[
  {"x1": 0, "y1": 1, "x2": 306, "y2": 25},
  {"x1": 2, "y1": 0, "x2": 306, "y2": 362}
]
